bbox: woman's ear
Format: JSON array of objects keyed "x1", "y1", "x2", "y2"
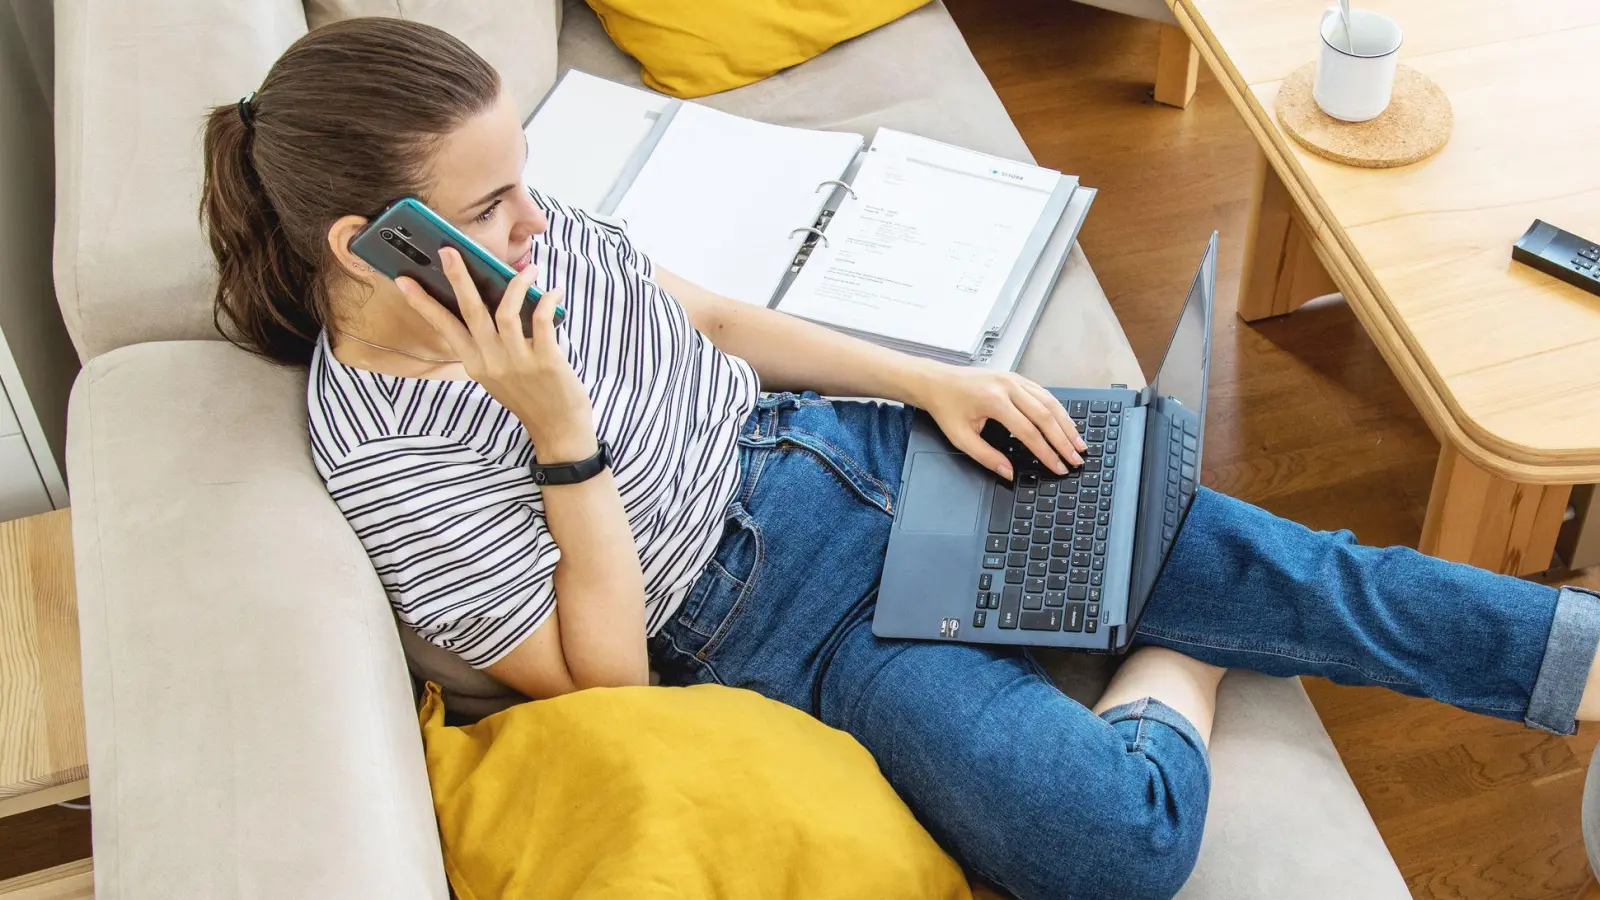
[{"x1": 327, "y1": 215, "x2": 377, "y2": 281}]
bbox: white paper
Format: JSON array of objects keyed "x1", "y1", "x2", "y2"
[
  {"x1": 522, "y1": 71, "x2": 672, "y2": 211},
  {"x1": 611, "y1": 103, "x2": 863, "y2": 305},
  {"x1": 778, "y1": 130, "x2": 1061, "y2": 354}
]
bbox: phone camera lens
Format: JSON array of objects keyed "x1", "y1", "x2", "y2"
[{"x1": 380, "y1": 228, "x2": 396, "y2": 241}]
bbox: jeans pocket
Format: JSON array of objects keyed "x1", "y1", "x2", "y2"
[{"x1": 672, "y1": 501, "x2": 764, "y2": 660}]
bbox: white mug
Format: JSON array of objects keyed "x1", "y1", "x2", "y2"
[{"x1": 1313, "y1": 8, "x2": 1403, "y2": 122}]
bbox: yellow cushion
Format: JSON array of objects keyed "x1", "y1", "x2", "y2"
[
  {"x1": 584, "y1": 0, "x2": 930, "y2": 98},
  {"x1": 419, "y1": 681, "x2": 972, "y2": 900}
]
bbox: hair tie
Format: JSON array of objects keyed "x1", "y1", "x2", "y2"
[{"x1": 237, "y1": 92, "x2": 258, "y2": 132}]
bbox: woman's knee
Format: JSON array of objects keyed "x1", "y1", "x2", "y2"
[{"x1": 1027, "y1": 702, "x2": 1211, "y2": 900}]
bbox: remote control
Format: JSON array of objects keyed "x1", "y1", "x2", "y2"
[{"x1": 1512, "y1": 219, "x2": 1600, "y2": 297}]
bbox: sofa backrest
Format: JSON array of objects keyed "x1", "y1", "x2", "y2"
[{"x1": 53, "y1": 0, "x2": 561, "y2": 362}]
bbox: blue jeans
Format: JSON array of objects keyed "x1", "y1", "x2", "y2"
[{"x1": 648, "y1": 394, "x2": 1600, "y2": 900}]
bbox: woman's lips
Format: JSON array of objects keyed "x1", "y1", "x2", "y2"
[{"x1": 511, "y1": 247, "x2": 533, "y2": 272}]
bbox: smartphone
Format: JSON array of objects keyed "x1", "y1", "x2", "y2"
[{"x1": 349, "y1": 196, "x2": 564, "y2": 333}]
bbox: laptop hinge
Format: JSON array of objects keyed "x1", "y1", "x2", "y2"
[{"x1": 1136, "y1": 385, "x2": 1156, "y2": 407}]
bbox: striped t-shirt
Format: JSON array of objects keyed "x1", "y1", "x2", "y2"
[{"x1": 307, "y1": 189, "x2": 760, "y2": 668}]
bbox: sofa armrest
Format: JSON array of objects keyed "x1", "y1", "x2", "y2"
[
  {"x1": 54, "y1": 0, "x2": 308, "y2": 360},
  {"x1": 69, "y1": 341, "x2": 446, "y2": 900}
]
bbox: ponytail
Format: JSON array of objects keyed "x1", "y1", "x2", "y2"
[
  {"x1": 200, "y1": 102, "x2": 324, "y2": 365},
  {"x1": 196, "y1": 18, "x2": 502, "y2": 366}
]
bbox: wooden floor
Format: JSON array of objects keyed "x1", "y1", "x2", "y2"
[
  {"x1": 4, "y1": 2, "x2": 1600, "y2": 894},
  {"x1": 944, "y1": 0, "x2": 1600, "y2": 897}
]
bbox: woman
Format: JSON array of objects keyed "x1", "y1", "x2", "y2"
[{"x1": 200, "y1": 18, "x2": 1599, "y2": 900}]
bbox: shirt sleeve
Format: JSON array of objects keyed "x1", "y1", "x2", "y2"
[
  {"x1": 326, "y1": 435, "x2": 557, "y2": 669},
  {"x1": 527, "y1": 185, "x2": 654, "y2": 279}
]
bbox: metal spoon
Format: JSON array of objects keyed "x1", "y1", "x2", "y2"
[{"x1": 1337, "y1": 0, "x2": 1355, "y2": 53}]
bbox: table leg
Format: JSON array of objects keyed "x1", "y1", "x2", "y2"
[
  {"x1": 1239, "y1": 153, "x2": 1339, "y2": 321},
  {"x1": 1154, "y1": 24, "x2": 1198, "y2": 108},
  {"x1": 1419, "y1": 444, "x2": 1573, "y2": 576}
]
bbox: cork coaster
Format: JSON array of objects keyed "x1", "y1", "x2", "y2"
[{"x1": 1277, "y1": 62, "x2": 1452, "y2": 168}]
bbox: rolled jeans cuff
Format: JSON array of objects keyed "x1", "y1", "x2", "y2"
[
  {"x1": 1099, "y1": 697, "x2": 1212, "y2": 775},
  {"x1": 1527, "y1": 586, "x2": 1600, "y2": 735}
]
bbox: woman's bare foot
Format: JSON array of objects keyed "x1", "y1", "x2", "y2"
[{"x1": 1093, "y1": 646, "x2": 1227, "y2": 745}]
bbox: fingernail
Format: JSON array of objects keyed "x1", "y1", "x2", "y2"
[
  {"x1": 999, "y1": 463, "x2": 1013, "y2": 480},
  {"x1": 1053, "y1": 460, "x2": 1068, "y2": 475}
]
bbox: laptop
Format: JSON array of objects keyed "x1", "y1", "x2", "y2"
[{"x1": 873, "y1": 234, "x2": 1217, "y2": 652}]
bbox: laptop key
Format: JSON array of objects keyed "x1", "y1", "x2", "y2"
[
  {"x1": 1094, "y1": 540, "x2": 1107, "y2": 555},
  {"x1": 1037, "y1": 496, "x2": 1056, "y2": 514},
  {"x1": 1007, "y1": 552, "x2": 1026, "y2": 567},
  {"x1": 1010, "y1": 536, "x2": 1030, "y2": 552},
  {"x1": 1013, "y1": 521, "x2": 1031, "y2": 536},
  {"x1": 1027, "y1": 560, "x2": 1047, "y2": 577},
  {"x1": 1021, "y1": 608, "x2": 1063, "y2": 631},
  {"x1": 1111, "y1": 401, "x2": 1123, "y2": 413},
  {"x1": 1067, "y1": 585, "x2": 1088, "y2": 601},
  {"x1": 973, "y1": 610, "x2": 987, "y2": 628},
  {"x1": 1090, "y1": 572, "x2": 1104, "y2": 587},
  {"x1": 1085, "y1": 617, "x2": 1098, "y2": 634},
  {"x1": 1049, "y1": 558, "x2": 1069, "y2": 574},
  {"x1": 1016, "y1": 487, "x2": 1038, "y2": 505},
  {"x1": 1090, "y1": 400, "x2": 1108, "y2": 413},
  {"x1": 1054, "y1": 525, "x2": 1075, "y2": 542},
  {"x1": 1034, "y1": 514, "x2": 1053, "y2": 529},
  {"x1": 1014, "y1": 503, "x2": 1033, "y2": 520},
  {"x1": 1070, "y1": 569, "x2": 1088, "y2": 584},
  {"x1": 1095, "y1": 526, "x2": 1108, "y2": 541},
  {"x1": 1086, "y1": 602, "x2": 1100, "y2": 618},
  {"x1": 1030, "y1": 544, "x2": 1049, "y2": 561},
  {"x1": 1038, "y1": 480, "x2": 1058, "y2": 497},
  {"x1": 1069, "y1": 400, "x2": 1089, "y2": 417},
  {"x1": 1092, "y1": 558, "x2": 1104, "y2": 571},
  {"x1": 1019, "y1": 472, "x2": 1039, "y2": 488},
  {"x1": 988, "y1": 482, "x2": 1015, "y2": 534},
  {"x1": 1055, "y1": 509, "x2": 1075, "y2": 526},
  {"x1": 1072, "y1": 551, "x2": 1091, "y2": 567},
  {"x1": 1045, "y1": 591, "x2": 1066, "y2": 607},
  {"x1": 1088, "y1": 587, "x2": 1102, "y2": 603},
  {"x1": 976, "y1": 591, "x2": 989, "y2": 609},
  {"x1": 1074, "y1": 536, "x2": 1093, "y2": 551},
  {"x1": 1051, "y1": 541, "x2": 1072, "y2": 557},
  {"x1": 979, "y1": 573, "x2": 993, "y2": 591},
  {"x1": 1064, "y1": 604, "x2": 1085, "y2": 632},
  {"x1": 1082, "y1": 460, "x2": 1101, "y2": 473},
  {"x1": 1005, "y1": 569, "x2": 1024, "y2": 584},
  {"x1": 1099, "y1": 498, "x2": 1112, "y2": 512},
  {"x1": 1089, "y1": 413, "x2": 1107, "y2": 428},
  {"x1": 986, "y1": 536, "x2": 1006, "y2": 554},
  {"x1": 982, "y1": 554, "x2": 1004, "y2": 569},
  {"x1": 1075, "y1": 521, "x2": 1094, "y2": 535},
  {"x1": 1023, "y1": 592, "x2": 1044, "y2": 610},
  {"x1": 1047, "y1": 574, "x2": 1068, "y2": 591},
  {"x1": 1032, "y1": 528, "x2": 1052, "y2": 544}
]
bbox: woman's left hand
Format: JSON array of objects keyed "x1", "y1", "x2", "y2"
[{"x1": 915, "y1": 365, "x2": 1085, "y2": 481}]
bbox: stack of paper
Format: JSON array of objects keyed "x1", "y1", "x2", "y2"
[{"x1": 775, "y1": 130, "x2": 1075, "y2": 364}]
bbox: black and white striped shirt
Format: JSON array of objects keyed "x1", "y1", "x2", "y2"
[{"x1": 308, "y1": 189, "x2": 759, "y2": 668}]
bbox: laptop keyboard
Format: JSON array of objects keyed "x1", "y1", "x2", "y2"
[
  {"x1": 1162, "y1": 415, "x2": 1201, "y2": 554},
  {"x1": 973, "y1": 399, "x2": 1122, "y2": 634}
]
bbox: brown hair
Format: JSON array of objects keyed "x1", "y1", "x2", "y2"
[{"x1": 200, "y1": 18, "x2": 500, "y2": 365}]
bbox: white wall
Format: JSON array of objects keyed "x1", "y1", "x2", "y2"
[{"x1": 0, "y1": 0, "x2": 76, "y2": 511}]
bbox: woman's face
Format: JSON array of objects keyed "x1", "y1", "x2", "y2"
[{"x1": 423, "y1": 88, "x2": 548, "y2": 271}]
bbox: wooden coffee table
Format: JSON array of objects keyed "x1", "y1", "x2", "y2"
[
  {"x1": 1165, "y1": 0, "x2": 1600, "y2": 574},
  {"x1": 0, "y1": 510, "x2": 93, "y2": 898}
]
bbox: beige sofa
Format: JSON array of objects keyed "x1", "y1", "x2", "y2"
[{"x1": 57, "y1": 1, "x2": 1409, "y2": 897}]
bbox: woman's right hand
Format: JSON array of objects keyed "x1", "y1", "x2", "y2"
[{"x1": 398, "y1": 247, "x2": 596, "y2": 462}]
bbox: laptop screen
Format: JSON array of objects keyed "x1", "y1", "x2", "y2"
[{"x1": 1127, "y1": 235, "x2": 1217, "y2": 621}]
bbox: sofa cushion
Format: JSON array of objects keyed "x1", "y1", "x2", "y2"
[
  {"x1": 556, "y1": 0, "x2": 1035, "y2": 161},
  {"x1": 582, "y1": 0, "x2": 927, "y2": 99},
  {"x1": 421, "y1": 682, "x2": 972, "y2": 900},
  {"x1": 303, "y1": 0, "x2": 563, "y2": 118}
]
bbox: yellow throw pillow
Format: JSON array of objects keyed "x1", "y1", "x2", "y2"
[
  {"x1": 419, "y1": 681, "x2": 972, "y2": 900},
  {"x1": 584, "y1": 0, "x2": 930, "y2": 98}
]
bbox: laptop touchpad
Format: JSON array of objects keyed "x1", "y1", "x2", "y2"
[{"x1": 899, "y1": 452, "x2": 985, "y2": 534}]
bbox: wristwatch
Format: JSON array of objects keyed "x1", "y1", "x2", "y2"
[{"x1": 530, "y1": 440, "x2": 612, "y2": 486}]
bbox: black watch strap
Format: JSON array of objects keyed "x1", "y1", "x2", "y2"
[{"x1": 530, "y1": 440, "x2": 612, "y2": 486}]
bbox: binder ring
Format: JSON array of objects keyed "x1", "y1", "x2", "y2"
[
  {"x1": 789, "y1": 226, "x2": 829, "y2": 247},
  {"x1": 815, "y1": 179, "x2": 857, "y2": 199}
]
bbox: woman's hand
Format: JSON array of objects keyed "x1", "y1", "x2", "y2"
[
  {"x1": 914, "y1": 365, "x2": 1085, "y2": 481},
  {"x1": 398, "y1": 247, "x2": 595, "y2": 462}
]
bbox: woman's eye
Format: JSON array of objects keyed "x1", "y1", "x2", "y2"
[{"x1": 473, "y1": 200, "x2": 501, "y2": 224}]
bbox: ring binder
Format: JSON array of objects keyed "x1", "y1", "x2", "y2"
[
  {"x1": 815, "y1": 179, "x2": 857, "y2": 199},
  {"x1": 789, "y1": 226, "x2": 829, "y2": 247}
]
